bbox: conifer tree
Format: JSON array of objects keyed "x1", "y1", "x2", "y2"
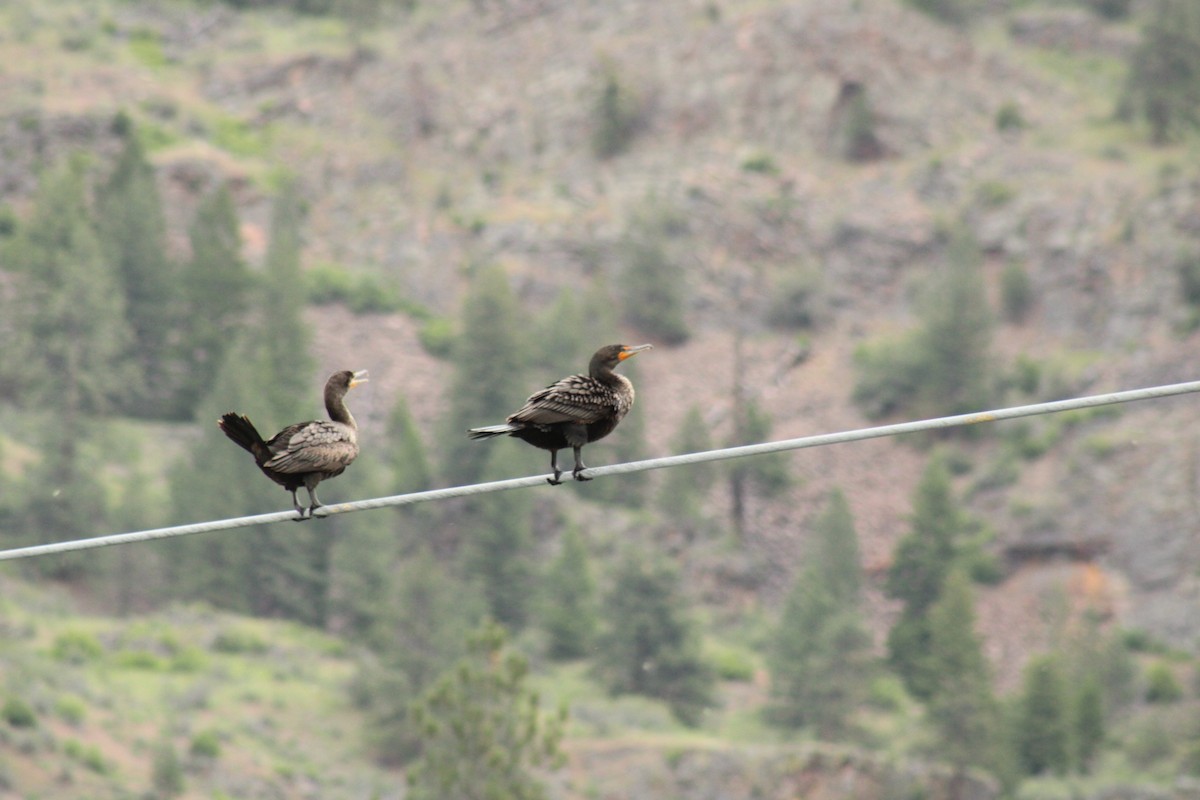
[
  {"x1": 728, "y1": 395, "x2": 790, "y2": 539},
  {"x1": 540, "y1": 525, "x2": 598, "y2": 660},
  {"x1": 3, "y1": 156, "x2": 131, "y2": 574},
  {"x1": 178, "y1": 183, "x2": 252, "y2": 411},
  {"x1": 1074, "y1": 675, "x2": 1105, "y2": 772},
  {"x1": 619, "y1": 201, "x2": 690, "y2": 345},
  {"x1": 354, "y1": 546, "x2": 483, "y2": 765},
  {"x1": 532, "y1": 288, "x2": 590, "y2": 381},
  {"x1": 657, "y1": 405, "x2": 716, "y2": 532},
  {"x1": 854, "y1": 225, "x2": 993, "y2": 422},
  {"x1": 1123, "y1": 0, "x2": 1200, "y2": 143},
  {"x1": 767, "y1": 490, "x2": 871, "y2": 738},
  {"x1": 916, "y1": 226, "x2": 993, "y2": 418},
  {"x1": 442, "y1": 264, "x2": 528, "y2": 485},
  {"x1": 1016, "y1": 655, "x2": 1072, "y2": 775},
  {"x1": 407, "y1": 621, "x2": 564, "y2": 800},
  {"x1": 886, "y1": 456, "x2": 961, "y2": 699},
  {"x1": 168, "y1": 182, "x2": 324, "y2": 623},
  {"x1": 926, "y1": 570, "x2": 1002, "y2": 779},
  {"x1": 388, "y1": 396, "x2": 433, "y2": 494},
  {"x1": 462, "y1": 449, "x2": 535, "y2": 630},
  {"x1": 95, "y1": 116, "x2": 182, "y2": 418},
  {"x1": 594, "y1": 547, "x2": 715, "y2": 725}
]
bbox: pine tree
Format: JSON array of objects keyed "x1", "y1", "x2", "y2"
[
  {"x1": 407, "y1": 621, "x2": 565, "y2": 800},
  {"x1": 178, "y1": 183, "x2": 252, "y2": 411},
  {"x1": 540, "y1": 525, "x2": 598, "y2": 660},
  {"x1": 167, "y1": 183, "x2": 325, "y2": 623},
  {"x1": 462, "y1": 449, "x2": 535, "y2": 630},
  {"x1": 3, "y1": 156, "x2": 131, "y2": 575},
  {"x1": 926, "y1": 570, "x2": 1001, "y2": 779},
  {"x1": 256, "y1": 176, "x2": 313, "y2": 422},
  {"x1": 532, "y1": 288, "x2": 591, "y2": 381},
  {"x1": 657, "y1": 405, "x2": 716, "y2": 532},
  {"x1": 886, "y1": 456, "x2": 961, "y2": 700},
  {"x1": 916, "y1": 225, "x2": 993, "y2": 418},
  {"x1": 619, "y1": 201, "x2": 690, "y2": 345},
  {"x1": 1074, "y1": 675, "x2": 1105, "y2": 773},
  {"x1": 727, "y1": 394, "x2": 790, "y2": 539},
  {"x1": 854, "y1": 225, "x2": 993, "y2": 422},
  {"x1": 354, "y1": 546, "x2": 483, "y2": 765},
  {"x1": 1016, "y1": 655, "x2": 1072, "y2": 776},
  {"x1": 1123, "y1": 0, "x2": 1200, "y2": 143},
  {"x1": 442, "y1": 264, "x2": 528, "y2": 485},
  {"x1": 593, "y1": 547, "x2": 715, "y2": 726},
  {"x1": 95, "y1": 116, "x2": 183, "y2": 418},
  {"x1": 767, "y1": 490, "x2": 871, "y2": 738}
]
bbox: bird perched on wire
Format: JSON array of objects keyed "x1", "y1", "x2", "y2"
[
  {"x1": 468, "y1": 344, "x2": 652, "y2": 485},
  {"x1": 218, "y1": 369, "x2": 368, "y2": 519}
]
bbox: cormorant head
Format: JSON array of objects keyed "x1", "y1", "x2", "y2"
[
  {"x1": 590, "y1": 343, "x2": 653, "y2": 372},
  {"x1": 328, "y1": 370, "x2": 369, "y2": 392}
]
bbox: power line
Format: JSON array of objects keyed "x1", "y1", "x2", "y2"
[{"x1": 2, "y1": 378, "x2": 1199, "y2": 562}]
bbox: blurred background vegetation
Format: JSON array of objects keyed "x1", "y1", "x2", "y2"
[{"x1": 3, "y1": 0, "x2": 1200, "y2": 798}]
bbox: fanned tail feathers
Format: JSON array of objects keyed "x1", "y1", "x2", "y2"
[{"x1": 218, "y1": 413, "x2": 270, "y2": 463}]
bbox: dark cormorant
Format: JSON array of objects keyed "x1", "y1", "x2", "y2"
[
  {"x1": 468, "y1": 344, "x2": 652, "y2": 484},
  {"x1": 218, "y1": 369, "x2": 368, "y2": 519}
]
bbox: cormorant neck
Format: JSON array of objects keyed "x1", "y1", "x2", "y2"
[
  {"x1": 325, "y1": 385, "x2": 357, "y2": 429},
  {"x1": 588, "y1": 358, "x2": 620, "y2": 383}
]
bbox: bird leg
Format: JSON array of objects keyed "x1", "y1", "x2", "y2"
[
  {"x1": 547, "y1": 450, "x2": 563, "y2": 486},
  {"x1": 571, "y1": 446, "x2": 591, "y2": 482},
  {"x1": 305, "y1": 486, "x2": 323, "y2": 519},
  {"x1": 289, "y1": 489, "x2": 310, "y2": 521}
]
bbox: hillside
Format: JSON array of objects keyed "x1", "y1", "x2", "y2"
[{"x1": 4, "y1": 0, "x2": 1200, "y2": 796}]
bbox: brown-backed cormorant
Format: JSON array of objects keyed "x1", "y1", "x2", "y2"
[
  {"x1": 468, "y1": 344, "x2": 651, "y2": 484},
  {"x1": 218, "y1": 369, "x2": 368, "y2": 519}
]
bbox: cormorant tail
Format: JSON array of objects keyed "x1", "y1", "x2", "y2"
[
  {"x1": 218, "y1": 413, "x2": 271, "y2": 463},
  {"x1": 467, "y1": 423, "x2": 520, "y2": 440}
]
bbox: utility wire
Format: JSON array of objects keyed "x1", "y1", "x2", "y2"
[{"x1": 2, "y1": 378, "x2": 1198, "y2": 562}]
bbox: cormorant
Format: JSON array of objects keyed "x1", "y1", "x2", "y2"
[
  {"x1": 218, "y1": 369, "x2": 368, "y2": 519},
  {"x1": 468, "y1": 344, "x2": 652, "y2": 484}
]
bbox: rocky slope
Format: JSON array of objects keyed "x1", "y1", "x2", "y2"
[{"x1": 4, "y1": 0, "x2": 1200, "y2": 685}]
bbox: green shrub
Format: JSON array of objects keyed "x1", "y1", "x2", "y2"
[
  {"x1": 211, "y1": 627, "x2": 268, "y2": 655},
  {"x1": 1126, "y1": 716, "x2": 1174, "y2": 768},
  {"x1": 2, "y1": 698, "x2": 36, "y2": 728},
  {"x1": 740, "y1": 151, "x2": 779, "y2": 175},
  {"x1": 64, "y1": 739, "x2": 109, "y2": 774},
  {"x1": 904, "y1": 0, "x2": 981, "y2": 26},
  {"x1": 852, "y1": 337, "x2": 924, "y2": 419},
  {"x1": 995, "y1": 102, "x2": 1026, "y2": 132},
  {"x1": 1145, "y1": 663, "x2": 1183, "y2": 703},
  {"x1": 128, "y1": 28, "x2": 167, "y2": 69},
  {"x1": 865, "y1": 674, "x2": 909, "y2": 711},
  {"x1": 1086, "y1": 0, "x2": 1131, "y2": 20},
  {"x1": 153, "y1": 739, "x2": 185, "y2": 797},
  {"x1": 766, "y1": 267, "x2": 822, "y2": 330},
  {"x1": 189, "y1": 729, "x2": 221, "y2": 760},
  {"x1": 418, "y1": 317, "x2": 456, "y2": 358},
  {"x1": 706, "y1": 642, "x2": 756, "y2": 682},
  {"x1": 114, "y1": 649, "x2": 164, "y2": 670},
  {"x1": 54, "y1": 695, "x2": 86, "y2": 726},
  {"x1": 1178, "y1": 250, "x2": 1200, "y2": 306},
  {"x1": 51, "y1": 629, "x2": 104, "y2": 664},
  {"x1": 169, "y1": 646, "x2": 207, "y2": 673},
  {"x1": 976, "y1": 180, "x2": 1016, "y2": 208},
  {"x1": 1001, "y1": 262, "x2": 1034, "y2": 322},
  {"x1": 1121, "y1": 628, "x2": 1167, "y2": 654}
]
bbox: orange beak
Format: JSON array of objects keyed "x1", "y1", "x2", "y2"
[{"x1": 618, "y1": 344, "x2": 653, "y2": 361}]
